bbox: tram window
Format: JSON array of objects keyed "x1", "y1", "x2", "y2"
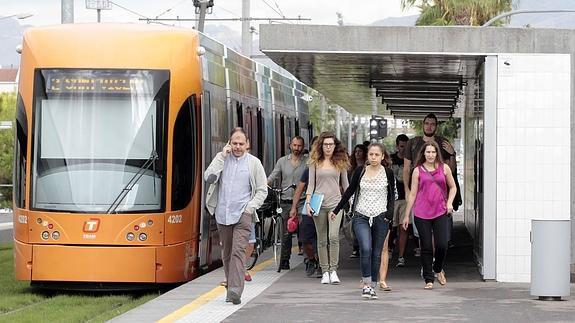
[
  {"x1": 236, "y1": 101, "x2": 243, "y2": 127},
  {"x1": 257, "y1": 108, "x2": 264, "y2": 160},
  {"x1": 295, "y1": 119, "x2": 300, "y2": 137},
  {"x1": 14, "y1": 94, "x2": 27, "y2": 208},
  {"x1": 31, "y1": 69, "x2": 168, "y2": 213},
  {"x1": 280, "y1": 115, "x2": 286, "y2": 156},
  {"x1": 172, "y1": 96, "x2": 196, "y2": 210}
]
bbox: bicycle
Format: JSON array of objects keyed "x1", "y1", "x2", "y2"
[{"x1": 246, "y1": 185, "x2": 295, "y2": 272}]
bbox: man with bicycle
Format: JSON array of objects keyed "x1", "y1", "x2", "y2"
[
  {"x1": 267, "y1": 136, "x2": 308, "y2": 270},
  {"x1": 204, "y1": 127, "x2": 267, "y2": 305}
]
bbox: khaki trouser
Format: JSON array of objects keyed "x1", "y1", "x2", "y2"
[
  {"x1": 217, "y1": 212, "x2": 252, "y2": 296},
  {"x1": 313, "y1": 208, "x2": 342, "y2": 273}
]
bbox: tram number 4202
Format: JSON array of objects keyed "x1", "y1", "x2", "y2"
[{"x1": 168, "y1": 214, "x2": 182, "y2": 224}]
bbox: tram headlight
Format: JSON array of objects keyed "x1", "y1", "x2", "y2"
[
  {"x1": 138, "y1": 233, "x2": 147, "y2": 241},
  {"x1": 126, "y1": 232, "x2": 135, "y2": 241},
  {"x1": 41, "y1": 231, "x2": 49, "y2": 240},
  {"x1": 52, "y1": 231, "x2": 60, "y2": 240},
  {"x1": 147, "y1": 220, "x2": 153, "y2": 226}
]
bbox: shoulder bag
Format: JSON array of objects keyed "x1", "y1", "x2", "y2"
[
  {"x1": 342, "y1": 167, "x2": 366, "y2": 243},
  {"x1": 301, "y1": 165, "x2": 324, "y2": 216}
]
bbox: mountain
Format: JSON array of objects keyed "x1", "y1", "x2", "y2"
[
  {"x1": 509, "y1": 0, "x2": 575, "y2": 28},
  {"x1": 0, "y1": 19, "x2": 25, "y2": 68},
  {"x1": 371, "y1": 15, "x2": 418, "y2": 26},
  {"x1": 4, "y1": 0, "x2": 575, "y2": 67}
]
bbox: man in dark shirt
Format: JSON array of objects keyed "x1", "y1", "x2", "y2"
[
  {"x1": 390, "y1": 134, "x2": 409, "y2": 267},
  {"x1": 289, "y1": 168, "x2": 321, "y2": 278}
]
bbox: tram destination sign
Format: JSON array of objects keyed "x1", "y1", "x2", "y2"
[{"x1": 45, "y1": 71, "x2": 148, "y2": 94}]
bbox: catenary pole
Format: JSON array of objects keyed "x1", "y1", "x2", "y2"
[{"x1": 61, "y1": 0, "x2": 74, "y2": 24}]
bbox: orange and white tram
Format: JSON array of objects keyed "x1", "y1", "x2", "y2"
[{"x1": 13, "y1": 23, "x2": 315, "y2": 287}]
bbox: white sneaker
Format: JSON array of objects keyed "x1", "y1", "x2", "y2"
[
  {"x1": 321, "y1": 272, "x2": 331, "y2": 284},
  {"x1": 330, "y1": 271, "x2": 340, "y2": 284}
]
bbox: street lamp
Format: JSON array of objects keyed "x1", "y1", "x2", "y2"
[{"x1": 0, "y1": 13, "x2": 33, "y2": 21}]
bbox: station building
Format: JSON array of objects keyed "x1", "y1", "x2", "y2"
[{"x1": 260, "y1": 25, "x2": 574, "y2": 282}]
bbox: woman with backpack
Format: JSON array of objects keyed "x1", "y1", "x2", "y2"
[
  {"x1": 331, "y1": 143, "x2": 395, "y2": 299},
  {"x1": 402, "y1": 140, "x2": 457, "y2": 290}
]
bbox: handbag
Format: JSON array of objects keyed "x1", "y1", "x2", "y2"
[
  {"x1": 301, "y1": 165, "x2": 324, "y2": 216},
  {"x1": 342, "y1": 167, "x2": 366, "y2": 244}
]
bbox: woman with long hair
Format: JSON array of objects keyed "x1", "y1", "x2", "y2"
[
  {"x1": 332, "y1": 143, "x2": 395, "y2": 299},
  {"x1": 403, "y1": 140, "x2": 456, "y2": 290},
  {"x1": 305, "y1": 132, "x2": 350, "y2": 285},
  {"x1": 350, "y1": 144, "x2": 368, "y2": 172}
]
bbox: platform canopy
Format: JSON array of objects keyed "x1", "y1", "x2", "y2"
[{"x1": 259, "y1": 24, "x2": 575, "y2": 118}]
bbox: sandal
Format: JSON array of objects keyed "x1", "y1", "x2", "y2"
[
  {"x1": 436, "y1": 271, "x2": 447, "y2": 285},
  {"x1": 424, "y1": 282, "x2": 434, "y2": 290},
  {"x1": 378, "y1": 281, "x2": 392, "y2": 292}
]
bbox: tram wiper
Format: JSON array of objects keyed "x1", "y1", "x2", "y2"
[{"x1": 106, "y1": 150, "x2": 158, "y2": 214}]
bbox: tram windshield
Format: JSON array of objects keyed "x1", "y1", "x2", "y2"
[{"x1": 31, "y1": 69, "x2": 169, "y2": 213}]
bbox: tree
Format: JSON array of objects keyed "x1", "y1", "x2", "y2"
[
  {"x1": 401, "y1": 0, "x2": 514, "y2": 26},
  {"x1": 401, "y1": 0, "x2": 512, "y2": 142},
  {"x1": 0, "y1": 92, "x2": 15, "y2": 209}
]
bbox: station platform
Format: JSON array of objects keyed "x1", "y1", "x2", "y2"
[{"x1": 111, "y1": 216, "x2": 575, "y2": 323}]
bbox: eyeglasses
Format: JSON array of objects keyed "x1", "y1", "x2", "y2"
[{"x1": 322, "y1": 143, "x2": 335, "y2": 147}]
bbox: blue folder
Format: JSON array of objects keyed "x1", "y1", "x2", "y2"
[{"x1": 301, "y1": 193, "x2": 324, "y2": 216}]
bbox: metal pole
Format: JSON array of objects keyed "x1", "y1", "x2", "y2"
[
  {"x1": 347, "y1": 115, "x2": 352, "y2": 151},
  {"x1": 482, "y1": 9, "x2": 575, "y2": 27},
  {"x1": 61, "y1": 0, "x2": 74, "y2": 24},
  {"x1": 97, "y1": 9, "x2": 101, "y2": 23},
  {"x1": 197, "y1": 1, "x2": 207, "y2": 32},
  {"x1": 320, "y1": 97, "x2": 327, "y2": 132},
  {"x1": 371, "y1": 87, "x2": 378, "y2": 115},
  {"x1": 242, "y1": 0, "x2": 252, "y2": 57},
  {"x1": 335, "y1": 107, "x2": 341, "y2": 140}
]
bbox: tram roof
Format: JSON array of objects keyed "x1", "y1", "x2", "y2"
[{"x1": 260, "y1": 25, "x2": 575, "y2": 118}]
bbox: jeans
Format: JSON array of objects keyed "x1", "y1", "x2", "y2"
[
  {"x1": 414, "y1": 214, "x2": 451, "y2": 283},
  {"x1": 353, "y1": 213, "x2": 390, "y2": 283}
]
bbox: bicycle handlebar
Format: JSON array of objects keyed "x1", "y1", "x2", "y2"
[{"x1": 267, "y1": 184, "x2": 297, "y2": 193}]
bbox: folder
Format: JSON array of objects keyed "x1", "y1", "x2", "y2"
[{"x1": 301, "y1": 193, "x2": 324, "y2": 216}]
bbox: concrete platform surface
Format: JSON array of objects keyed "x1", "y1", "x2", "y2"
[{"x1": 111, "y1": 220, "x2": 575, "y2": 323}]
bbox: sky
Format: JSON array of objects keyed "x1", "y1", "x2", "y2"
[{"x1": 0, "y1": 0, "x2": 419, "y2": 30}]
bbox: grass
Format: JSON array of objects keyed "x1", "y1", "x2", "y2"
[{"x1": 0, "y1": 243, "x2": 159, "y2": 322}]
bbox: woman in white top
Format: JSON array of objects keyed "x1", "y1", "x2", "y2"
[{"x1": 331, "y1": 143, "x2": 395, "y2": 299}]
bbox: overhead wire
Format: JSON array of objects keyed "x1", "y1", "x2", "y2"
[
  {"x1": 108, "y1": 1, "x2": 150, "y2": 19},
  {"x1": 155, "y1": 0, "x2": 189, "y2": 18},
  {"x1": 260, "y1": 0, "x2": 284, "y2": 18}
]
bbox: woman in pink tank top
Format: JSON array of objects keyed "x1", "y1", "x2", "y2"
[{"x1": 402, "y1": 140, "x2": 457, "y2": 290}]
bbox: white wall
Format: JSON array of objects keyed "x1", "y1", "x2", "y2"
[
  {"x1": 496, "y1": 54, "x2": 571, "y2": 282},
  {"x1": 0, "y1": 83, "x2": 16, "y2": 93}
]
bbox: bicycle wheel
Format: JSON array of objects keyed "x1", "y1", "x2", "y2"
[
  {"x1": 245, "y1": 223, "x2": 261, "y2": 271},
  {"x1": 273, "y1": 216, "x2": 284, "y2": 272}
]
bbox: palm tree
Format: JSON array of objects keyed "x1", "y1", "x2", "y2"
[{"x1": 401, "y1": 0, "x2": 514, "y2": 26}]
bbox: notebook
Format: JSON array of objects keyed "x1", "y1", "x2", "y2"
[{"x1": 301, "y1": 193, "x2": 324, "y2": 216}]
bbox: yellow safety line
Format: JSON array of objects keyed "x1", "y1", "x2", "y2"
[{"x1": 158, "y1": 257, "x2": 276, "y2": 323}]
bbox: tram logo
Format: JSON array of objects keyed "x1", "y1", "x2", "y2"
[{"x1": 83, "y1": 219, "x2": 100, "y2": 233}]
